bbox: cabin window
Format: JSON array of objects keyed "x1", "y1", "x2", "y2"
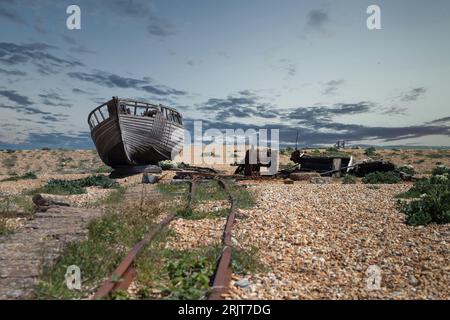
[
  {"x1": 171, "y1": 113, "x2": 182, "y2": 125},
  {"x1": 143, "y1": 110, "x2": 157, "y2": 118},
  {"x1": 98, "y1": 108, "x2": 107, "y2": 121},
  {"x1": 119, "y1": 104, "x2": 131, "y2": 115}
]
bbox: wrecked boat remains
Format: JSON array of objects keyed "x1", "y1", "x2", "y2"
[
  {"x1": 290, "y1": 150, "x2": 353, "y2": 175},
  {"x1": 281, "y1": 149, "x2": 406, "y2": 180},
  {"x1": 88, "y1": 97, "x2": 184, "y2": 168}
]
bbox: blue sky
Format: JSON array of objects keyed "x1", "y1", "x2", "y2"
[{"x1": 0, "y1": 0, "x2": 449, "y2": 149}]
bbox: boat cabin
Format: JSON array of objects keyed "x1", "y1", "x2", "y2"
[{"x1": 88, "y1": 97, "x2": 183, "y2": 130}]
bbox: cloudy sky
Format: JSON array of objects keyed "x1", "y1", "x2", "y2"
[{"x1": 0, "y1": 0, "x2": 449, "y2": 149}]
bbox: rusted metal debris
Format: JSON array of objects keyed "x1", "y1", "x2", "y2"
[
  {"x1": 290, "y1": 150, "x2": 352, "y2": 175},
  {"x1": 348, "y1": 160, "x2": 396, "y2": 177},
  {"x1": 92, "y1": 180, "x2": 196, "y2": 300},
  {"x1": 172, "y1": 165, "x2": 220, "y2": 180},
  {"x1": 91, "y1": 178, "x2": 239, "y2": 300},
  {"x1": 141, "y1": 173, "x2": 159, "y2": 184},
  {"x1": 110, "y1": 164, "x2": 162, "y2": 178},
  {"x1": 178, "y1": 165, "x2": 219, "y2": 174},
  {"x1": 208, "y1": 179, "x2": 237, "y2": 300},
  {"x1": 234, "y1": 148, "x2": 273, "y2": 177},
  {"x1": 185, "y1": 179, "x2": 197, "y2": 210},
  {"x1": 288, "y1": 150, "x2": 400, "y2": 178},
  {"x1": 173, "y1": 171, "x2": 216, "y2": 181},
  {"x1": 91, "y1": 211, "x2": 176, "y2": 300},
  {"x1": 32, "y1": 194, "x2": 70, "y2": 210}
]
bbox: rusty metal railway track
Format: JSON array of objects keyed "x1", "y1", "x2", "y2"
[
  {"x1": 92, "y1": 211, "x2": 176, "y2": 300},
  {"x1": 208, "y1": 179, "x2": 237, "y2": 300},
  {"x1": 92, "y1": 177, "x2": 237, "y2": 300}
]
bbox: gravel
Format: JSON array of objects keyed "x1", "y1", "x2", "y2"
[
  {"x1": 3, "y1": 151, "x2": 448, "y2": 300},
  {"x1": 227, "y1": 183, "x2": 450, "y2": 300},
  {"x1": 165, "y1": 218, "x2": 224, "y2": 250},
  {"x1": 194, "y1": 200, "x2": 229, "y2": 213}
]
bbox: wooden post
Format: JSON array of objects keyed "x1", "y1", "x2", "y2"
[{"x1": 332, "y1": 158, "x2": 342, "y2": 178}]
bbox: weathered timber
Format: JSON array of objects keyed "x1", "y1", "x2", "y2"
[
  {"x1": 290, "y1": 150, "x2": 353, "y2": 175},
  {"x1": 332, "y1": 158, "x2": 342, "y2": 178},
  {"x1": 0, "y1": 206, "x2": 102, "y2": 299},
  {"x1": 32, "y1": 194, "x2": 70, "y2": 209}
]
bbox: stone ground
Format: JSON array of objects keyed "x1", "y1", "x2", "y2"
[
  {"x1": 226, "y1": 183, "x2": 450, "y2": 300},
  {"x1": 1, "y1": 148, "x2": 450, "y2": 300}
]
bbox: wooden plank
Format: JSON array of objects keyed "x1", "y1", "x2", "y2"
[{"x1": 332, "y1": 158, "x2": 342, "y2": 178}]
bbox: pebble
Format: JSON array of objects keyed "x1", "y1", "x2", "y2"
[
  {"x1": 234, "y1": 278, "x2": 251, "y2": 288},
  {"x1": 229, "y1": 183, "x2": 450, "y2": 300}
]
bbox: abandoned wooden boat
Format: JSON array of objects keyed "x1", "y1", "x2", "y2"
[
  {"x1": 290, "y1": 150, "x2": 353, "y2": 174},
  {"x1": 88, "y1": 97, "x2": 184, "y2": 168}
]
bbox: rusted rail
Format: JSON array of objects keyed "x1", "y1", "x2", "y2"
[
  {"x1": 92, "y1": 177, "x2": 238, "y2": 300},
  {"x1": 91, "y1": 180, "x2": 197, "y2": 300},
  {"x1": 92, "y1": 212, "x2": 176, "y2": 299},
  {"x1": 208, "y1": 179, "x2": 238, "y2": 300}
]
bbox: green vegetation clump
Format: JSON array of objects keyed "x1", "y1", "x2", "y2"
[
  {"x1": 135, "y1": 244, "x2": 264, "y2": 300},
  {"x1": 159, "y1": 180, "x2": 254, "y2": 220},
  {"x1": 156, "y1": 182, "x2": 189, "y2": 199},
  {"x1": 1, "y1": 172, "x2": 37, "y2": 182},
  {"x1": 364, "y1": 147, "x2": 377, "y2": 157},
  {"x1": 158, "y1": 160, "x2": 179, "y2": 170},
  {"x1": 232, "y1": 246, "x2": 265, "y2": 275},
  {"x1": 93, "y1": 165, "x2": 112, "y2": 174},
  {"x1": 431, "y1": 165, "x2": 450, "y2": 176},
  {"x1": 194, "y1": 180, "x2": 255, "y2": 210},
  {"x1": 0, "y1": 219, "x2": 12, "y2": 236},
  {"x1": 158, "y1": 180, "x2": 254, "y2": 211},
  {"x1": 96, "y1": 187, "x2": 125, "y2": 206},
  {"x1": 31, "y1": 175, "x2": 118, "y2": 195},
  {"x1": 38, "y1": 241, "x2": 122, "y2": 299},
  {"x1": 0, "y1": 192, "x2": 35, "y2": 236},
  {"x1": 426, "y1": 152, "x2": 449, "y2": 159},
  {"x1": 37, "y1": 199, "x2": 160, "y2": 299},
  {"x1": 2, "y1": 154, "x2": 17, "y2": 168},
  {"x1": 397, "y1": 166, "x2": 450, "y2": 226},
  {"x1": 164, "y1": 249, "x2": 217, "y2": 299},
  {"x1": 0, "y1": 194, "x2": 34, "y2": 216},
  {"x1": 194, "y1": 181, "x2": 228, "y2": 202},
  {"x1": 396, "y1": 165, "x2": 416, "y2": 176},
  {"x1": 228, "y1": 182, "x2": 255, "y2": 209},
  {"x1": 362, "y1": 171, "x2": 402, "y2": 184},
  {"x1": 342, "y1": 174, "x2": 357, "y2": 184},
  {"x1": 326, "y1": 147, "x2": 339, "y2": 153},
  {"x1": 176, "y1": 207, "x2": 228, "y2": 220}
]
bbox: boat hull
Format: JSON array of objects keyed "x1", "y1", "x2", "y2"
[
  {"x1": 89, "y1": 98, "x2": 184, "y2": 168},
  {"x1": 91, "y1": 117, "x2": 129, "y2": 167},
  {"x1": 118, "y1": 113, "x2": 183, "y2": 164}
]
